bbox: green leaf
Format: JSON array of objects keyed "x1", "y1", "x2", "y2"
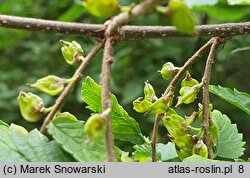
[
  {"x1": 192, "y1": 3, "x2": 249, "y2": 21},
  {"x1": 0, "y1": 120, "x2": 9, "y2": 127},
  {"x1": 158, "y1": 142, "x2": 179, "y2": 161},
  {"x1": 82, "y1": 76, "x2": 145, "y2": 144},
  {"x1": 234, "y1": 158, "x2": 245, "y2": 162},
  {"x1": 185, "y1": 0, "x2": 218, "y2": 7},
  {"x1": 183, "y1": 154, "x2": 219, "y2": 162},
  {"x1": 132, "y1": 142, "x2": 178, "y2": 162},
  {"x1": 227, "y1": 0, "x2": 250, "y2": 5},
  {"x1": 209, "y1": 85, "x2": 250, "y2": 116},
  {"x1": 133, "y1": 143, "x2": 155, "y2": 162},
  {"x1": 212, "y1": 110, "x2": 245, "y2": 159},
  {"x1": 0, "y1": 125, "x2": 73, "y2": 162},
  {"x1": 47, "y1": 117, "x2": 107, "y2": 162}
]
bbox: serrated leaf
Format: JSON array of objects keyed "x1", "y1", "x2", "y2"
[
  {"x1": 0, "y1": 125, "x2": 73, "y2": 162},
  {"x1": 212, "y1": 110, "x2": 245, "y2": 159},
  {"x1": 47, "y1": 117, "x2": 107, "y2": 162},
  {"x1": 133, "y1": 143, "x2": 155, "y2": 162},
  {"x1": 209, "y1": 85, "x2": 250, "y2": 116},
  {"x1": 227, "y1": 0, "x2": 250, "y2": 5},
  {"x1": 82, "y1": 76, "x2": 145, "y2": 144},
  {"x1": 132, "y1": 142, "x2": 178, "y2": 162},
  {"x1": 183, "y1": 154, "x2": 219, "y2": 162}
]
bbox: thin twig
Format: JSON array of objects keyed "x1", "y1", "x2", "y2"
[
  {"x1": 163, "y1": 38, "x2": 215, "y2": 96},
  {"x1": 202, "y1": 37, "x2": 220, "y2": 159},
  {"x1": 101, "y1": 0, "x2": 165, "y2": 162},
  {"x1": 231, "y1": 46, "x2": 250, "y2": 54},
  {"x1": 151, "y1": 114, "x2": 162, "y2": 162},
  {"x1": 151, "y1": 38, "x2": 215, "y2": 161},
  {"x1": 1, "y1": 15, "x2": 250, "y2": 40},
  {"x1": 101, "y1": 38, "x2": 116, "y2": 162},
  {"x1": 106, "y1": 0, "x2": 164, "y2": 36},
  {"x1": 39, "y1": 41, "x2": 104, "y2": 133}
]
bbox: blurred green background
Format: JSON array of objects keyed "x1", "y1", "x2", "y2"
[{"x1": 0, "y1": 0, "x2": 250, "y2": 159}]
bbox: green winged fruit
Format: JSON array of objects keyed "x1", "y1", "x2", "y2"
[
  {"x1": 61, "y1": 40, "x2": 84, "y2": 65},
  {"x1": 176, "y1": 82, "x2": 203, "y2": 106},
  {"x1": 54, "y1": 112, "x2": 78, "y2": 121},
  {"x1": 133, "y1": 97, "x2": 152, "y2": 113},
  {"x1": 27, "y1": 75, "x2": 68, "y2": 96},
  {"x1": 144, "y1": 81, "x2": 157, "y2": 102},
  {"x1": 192, "y1": 140, "x2": 208, "y2": 158},
  {"x1": 84, "y1": 113, "x2": 106, "y2": 142},
  {"x1": 83, "y1": 0, "x2": 120, "y2": 18},
  {"x1": 159, "y1": 62, "x2": 180, "y2": 80},
  {"x1": 162, "y1": 114, "x2": 186, "y2": 138},
  {"x1": 149, "y1": 95, "x2": 173, "y2": 114},
  {"x1": 168, "y1": 0, "x2": 195, "y2": 34},
  {"x1": 181, "y1": 72, "x2": 199, "y2": 87},
  {"x1": 17, "y1": 91, "x2": 45, "y2": 122}
]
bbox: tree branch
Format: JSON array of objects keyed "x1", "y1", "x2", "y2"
[
  {"x1": 100, "y1": 0, "x2": 165, "y2": 162},
  {"x1": 101, "y1": 38, "x2": 116, "y2": 162},
  {"x1": 202, "y1": 37, "x2": 220, "y2": 159},
  {"x1": 1, "y1": 15, "x2": 250, "y2": 40},
  {"x1": 163, "y1": 38, "x2": 215, "y2": 97},
  {"x1": 39, "y1": 40, "x2": 104, "y2": 133},
  {"x1": 151, "y1": 38, "x2": 215, "y2": 161},
  {"x1": 106, "y1": 0, "x2": 164, "y2": 36},
  {"x1": 151, "y1": 114, "x2": 162, "y2": 162}
]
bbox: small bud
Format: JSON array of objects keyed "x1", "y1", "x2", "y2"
[
  {"x1": 133, "y1": 97, "x2": 152, "y2": 113},
  {"x1": 176, "y1": 82, "x2": 203, "y2": 107},
  {"x1": 27, "y1": 75, "x2": 68, "y2": 96},
  {"x1": 165, "y1": 108, "x2": 177, "y2": 116},
  {"x1": 181, "y1": 72, "x2": 199, "y2": 87},
  {"x1": 84, "y1": 113, "x2": 106, "y2": 142},
  {"x1": 163, "y1": 114, "x2": 186, "y2": 138},
  {"x1": 192, "y1": 140, "x2": 208, "y2": 158},
  {"x1": 9, "y1": 124, "x2": 28, "y2": 135},
  {"x1": 54, "y1": 112, "x2": 78, "y2": 121},
  {"x1": 83, "y1": 0, "x2": 120, "y2": 18},
  {"x1": 159, "y1": 62, "x2": 180, "y2": 81},
  {"x1": 61, "y1": 40, "x2": 84, "y2": 65},
  {"x1": 17, "y1": 91, "x2": 44, "y2": 122},
  {"x1": 144, "y1": 81, "x2": 157, "y2": 102},
  {"x1": 149, "y1": 95, "x2": 173, "y2": 114}
]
